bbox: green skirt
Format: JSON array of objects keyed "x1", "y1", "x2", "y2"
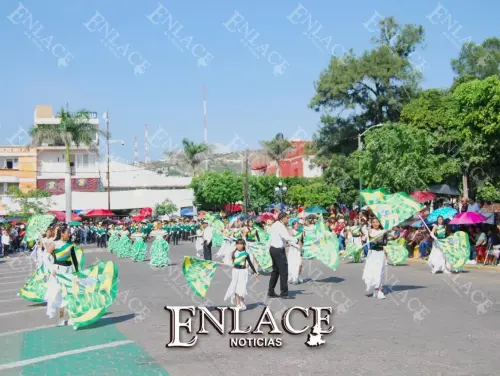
[
  {"x1": 150, "y1": 237, "x2": 169, "y2": 267},
  {"x1": 132, "y1": 238, "x2": 147, "y2": 261},
  {"x1": 116, "y1": 237, "x2": 132, "y2": 258},
  {"x1": 108, "y1": 234, "x2": 119, "y2": 253}
]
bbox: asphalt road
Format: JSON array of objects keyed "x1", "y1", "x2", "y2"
[{"x1": 1, "y1": 242, "x2": 499, "y2": 376}]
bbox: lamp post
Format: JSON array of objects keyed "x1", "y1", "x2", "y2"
[
  {"x1": 358, "y1": 123, "x2": 384, "y2": 210},
  {"x1": 103, "y1": 111, "x2": 125, "y2": 211},
  {"x1": 274, "y1": 181, "x2": 287, "y2": 204}
]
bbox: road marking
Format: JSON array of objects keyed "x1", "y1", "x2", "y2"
[
  {"x1": 0, "y1": 275, "x2": 29, "y2": 280},
  {"x1": 2, "y1": 280, "x2": 26, "y2": 285},
  {"x1": 0, "y1": 324, "x2": 55, "y2": 337},
  {"x1": 0, "y1": 288, "x2": 20, "y2": 293},
  {"x1": 0, "y1": 269, "x2": 32, "y2": 276},
  {"x1": 0, "y1": 307, "x2": 45, "y2": 317},
  {"x1": 0, "y1": 297, "x2": 22, "y2": 303},
  {"x1": 0, "y1": 340, "x2": 134, "y2": 371}
]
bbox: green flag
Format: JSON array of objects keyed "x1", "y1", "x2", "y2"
[
  {"x1": 368, "y1": 192, "x2": 424, "y2": 230},
  {"x1": 25, "y1": 214, "x2": 55, "y2": 242},
  {"x1": 435, "y1": 231, "x2": 470, "y2": 271},
  {"x1": 182, "y1": 256, "x2": 218, "y2": 299},
  {"x1": 18, "y1": 264, "x2": 50, "y2": 303},
  {"x1": 385, "y1": 238, "x2": 408, "y2": 265},
  {"x1": 57, "y1": 260, "x2": 119, "y2": 329},
  {"x1": 302, "y1": 232, "x2": 340, "y2": 270},
  {"x1": 342, "y1": 242, "x2": 363, "y2": 262},
  {"x1": 247, "y1": 241, "x2": 272, "y2": 271},
  {"x1": 360, "y1": 188, "x2": 389, "y2": 205}
]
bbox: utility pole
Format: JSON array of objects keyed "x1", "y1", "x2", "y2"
[
  {"x1": 243, "y1": 148, "x2": 249, "y2": 215},
  {"x1": 104, "y1": 111, "x2": 111, "y2": 211}
]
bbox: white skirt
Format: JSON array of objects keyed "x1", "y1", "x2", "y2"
[
  {"x1": 224, "y1": 268, "x2": 249, "y2": 304},
  {"x1": 195, "y1": 238, "x2": 203, "y2": 255},
  {"x1": 221, "y1": 241, "x2": 235, "y2": 266},
  {"x1": 362, "y1": 250, "x2": 386, "y2": 292},
  {"x1": 44, "y1": 264, "x2": 74, "y2": 319},
  {"x1": 287, "y1": 246, "x2": 301, "y2": 281},
  {"x1": 428, "y1": 242, "x2": 450, "y2": 273}
]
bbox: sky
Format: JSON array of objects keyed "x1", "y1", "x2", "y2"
[{"x1": 1, "y1": 0, "x2": 498, "y2": 162}]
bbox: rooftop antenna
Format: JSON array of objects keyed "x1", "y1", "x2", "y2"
[
  {"x1": 134, "y1": 136, "x2": 139, "y2": 165},
  {"x1": 144, "y1": 124, "x2": 150, "y2": 165}
]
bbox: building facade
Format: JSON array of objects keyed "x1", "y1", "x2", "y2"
[
  {"x1": 251, "y1": 140, "x2": 323, "y2": 178},
  {"x1": 0, "y1": 146, "x2": 37, "y2": 193}
]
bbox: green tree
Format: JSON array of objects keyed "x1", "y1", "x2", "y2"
[
  {"x1": 310, "y1": 16, "x2": 425, "y2": 157},
  {"x1": 153, "y1": 198, "x2": 178, "y2": 217},
  {"x1": 30, "y1": 108, "x2": 108, "y2": 223},
  {"x1": 189, "y1": 171, "x2": 243, "y2": 210},
  {"x1": 259, "y1": 134, "x2": 292, "y2": 177},
  {"x1": 451, "y1": 38, "x2": 500, "y2": 80},
  {"x1": 357, "y1": 123, "x2": 457, "y2": 192},
  {"x1": 181, "y1": 138, "x2": 208, "y2": 175},
  {"x1": 6, "y1": 186, "x2": 52, "y2": 219},
  {"x1": 287, "y1": 181, "x2": 340, "y2": 208},
  {"x1": 322, "y1": 154, "x2": 358, "y2": 205}
]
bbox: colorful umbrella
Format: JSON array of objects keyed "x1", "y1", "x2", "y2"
[
  {"x1": 410, "y1": 191, "x2": 436, "y2": 203},
  {"x1": 430, "y1": 184, "x2": 460, "y2": 196},
  {"x1": 84, "y1": 209, "x2": 115, "y2": 217},
  {"x1": 69, "y1": 221, "x2": 81, "y2": 226},
  {"x1": 305, "y1": 206, "x2": 327, "y2": 214},
  {"x1": 425, "y1": 207, "x2": 457, "y2": 224},
  {"x1": 360, "y1": 188, "x2": 389, "y2": 205},
  {"x1": 257, "y1": 212, "x2": 275, "y2": 222},
  {"x1": 47, "y1": 211, "x2": 81, "y2": 222},
  {"x1": 449, "y1": 212, "x2": 487, "y2": 225},
  {"x1": 24, "y1": 214, "x2": 56, "y2": 242}
]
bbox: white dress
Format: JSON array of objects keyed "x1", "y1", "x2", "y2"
[
  {"x1": 428, "y1": 240, "x2": 451, "y2": 273},
  {"x1": 287, "y1": 229, "x2": 302, "y2": 283},
  {"x1": 224, "y1": 251, "x2": 250, "y2": 304},
  {"x1": 195, "y1": 229, "x2": 204, "y2": 257},
  {"x1": 44, "y1": 240, "x2": 75, "y2": 319},
  {"x1": 362, "y1": 230, "x2": 387, "y2": 293}
]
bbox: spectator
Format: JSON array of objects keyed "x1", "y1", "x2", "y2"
[
  {"x1": 474, "y1": 226, "x2": 487, "y2": 263},
  {"x1": 467, "y1": 198, "x2": 480, "y2": 213},
  {"x1": 2, "y1": 229, "x2": 11, "y2": 258},
  {"x1": 479, "y1": 201, "x2": 495, "y2": 225}
]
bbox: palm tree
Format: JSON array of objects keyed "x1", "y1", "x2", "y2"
[
  {"x1": 30, "y1": 108, "x2": 109, "y2": 223},
  {"x1": 260, "y1": 133, "x2": 292, "y2": 177},
  {"x1": 181, "y1": 138, "x2": 208, "y2": 175}
]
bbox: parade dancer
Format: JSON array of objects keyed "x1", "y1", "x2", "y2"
[
  {"x1": 287, "y1": 220, "x2": 304, "y2": 284},
  {"x1": 116, "y1": 226, "x2": 132, "y2": 258},
  {"x1": 362, "y1": 217, "x2": 387, "y2": 299},
  {"x1": 428, "y1": 216, "x2": 452, "y2": 274},
  {"x1": 150, "y1": 222, "x2": 169, "y2": 267},
  {"x1": 195, "y1": 226, "x2": 204, "y2": 258},
  {"x1": 224, "y1": 239, "x2": 259, "y2": 311},
  {"x1": 44, "y1": 225, "x2": 79, "y2": 326},
  {"x1": 243, "y1": 220, "x2": 260, "y2": 270},
  {"x1": 107, "y1": 225, "x2": 119, "y2": 253},
  {"x1": 131, "y1": 229, "x2": 147, "y2": 262}
]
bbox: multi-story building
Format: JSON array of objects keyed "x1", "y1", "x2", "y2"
[
  {"x1": 0, "y1": 146, "x2": 37, "y2": 193},
  {"x1": 251, "y1": 140, "x2": 323, "y2": 178},
  {"x1": 34, "y1": 105, "x2": 102, "y2": 194}
]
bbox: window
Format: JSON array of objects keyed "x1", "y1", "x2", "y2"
[
  {"x1": 0, "y1": 183, "x2": 19, "y2": 194},
  {"x1": 0, "y1": 158, "x2": 18, "y2": 169}
]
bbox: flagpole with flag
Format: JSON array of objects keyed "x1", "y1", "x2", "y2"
[{"x1": 203, "y1": 85, "x2": 208, "y2": 171}]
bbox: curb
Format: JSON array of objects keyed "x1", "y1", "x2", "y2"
[{"x1": 405, "y1": 258, "x2": 500, "y2": 272}]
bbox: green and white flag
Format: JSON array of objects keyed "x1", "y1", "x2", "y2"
[
  {"x1": 247, "y1": 241, "x2": 272, "y2": 271},
  {"x1": 385, "y1": 238, "x2": 408, "y2": 265},
  {"x1": 435, "y1": 231, "x2": 470, "y2": 271},
  {"x1": 182, "y1": 256, "x2": 218, "y2": 299},
  {"x1": 25, "y1": 214, "x2": 55, "y2": 242},
  {"x1": 18, "y1": 264, "x2": 50, "y2": 303}
]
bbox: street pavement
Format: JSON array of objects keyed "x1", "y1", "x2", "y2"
[{"x1": 1, "y1": 242, "x2": 500, "y2": 376}]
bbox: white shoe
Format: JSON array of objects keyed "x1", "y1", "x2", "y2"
[
  {"x1": 57, "y1": 318, "x2": 66, "y2": 327},
  {"x1": 67, "y1": 319, "x2": 73, "y2": 326},
  {"x1": 239, "y1": 303, "x2": 247, "y2": 311},
  {"x1": 443, "y1": 269, "x2": 451, "y2": 274},
  {"x1": 376, "y1": 291, "x2": 386, "y2": 299}
]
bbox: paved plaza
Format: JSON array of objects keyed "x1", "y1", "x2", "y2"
[{"x1": 0, "y1": 243, "x2": 499, "y2": 376}]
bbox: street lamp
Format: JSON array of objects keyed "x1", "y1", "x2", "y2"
[
  {"x1": 274, "y1": 181, "x2": 287, "y2": 204},
  {"x1": 358, "y1": 123, "x2": 384, "y2": 209}
]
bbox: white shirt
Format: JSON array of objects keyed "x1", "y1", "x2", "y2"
[
  {"x1": 202, "y1": 226, "x2": 213, "y2": 243},
  {"x1": 479, "y1": 209, "x2": 495, "y2": 225},
  {"x1": 2, "y1": 234, "x2": 10, "y2": 245},
  {"x1": 269, "y1": 221, "x2": 297, "y2": 248},
  {"x1": 467, "y1": 203, "x2": 480, "y2": 212}
]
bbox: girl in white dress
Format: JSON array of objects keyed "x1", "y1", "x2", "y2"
[
  {"x1": 427, "y1": 216, "x2": 451, "y2": 274},
  {"x1": 224, "y1": 239, "x2": 259, "y2": 311},
  {"x1": 287, "y1": 221, "x2": 303, "y2": 284},
  {"x1": 362, "y1": 217, "x2": 387, "y2": 299},
  {"x1": 44, "y1": 225, "x2": 79, "y2": 326}
]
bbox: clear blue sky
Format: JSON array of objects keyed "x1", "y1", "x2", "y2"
[{"x1": 1, "y1": 0, "x2": 498, "y2": 162}]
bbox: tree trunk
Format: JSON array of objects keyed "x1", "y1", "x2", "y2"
[
  {"x1": 462, "y1": 173, "x2": 469, "y2": 200},
  {"x1": 65, "y1": 144, "x2": 72, "y2": 223}
]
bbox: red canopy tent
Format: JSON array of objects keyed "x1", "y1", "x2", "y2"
[
  {"x1": 47, "y1": 211, "x2": 81, "y2": 221},
  {"x1": 84, "y1": 209, "x2": 115, "y2": 217},
  {"x1": 139, "y1": 207, "x2": 153, "y2": 216},
  {"x1": 225, "y1": 204, "x2": 242, "y2": 212},
  {"x1": 132, "y1": 215, "x2": 147, "y2": 222}
]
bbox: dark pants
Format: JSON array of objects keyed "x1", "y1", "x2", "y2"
[
  {"x1": 203, "y1": 241, "x2": 212, "y2": 260},
  {"x1": 268, "y1": 246, "x2": 288, "y2": 296},
  {"x1": 2, "y1": 244, "x2": 10, "y2": 256},
  {"x1": 419, "y1": 240, "x2": 431, "y2": 258}
]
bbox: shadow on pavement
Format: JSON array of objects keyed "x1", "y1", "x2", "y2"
[
  {"x1": 385, "y1": 285, "x2": 426, "y2": 294},
  {"x1": 313, "y1": 276, "x2": 345, "y2": 284},
  {"x1": 78, "y1": 313, "x2": 136, "y2": 330}
]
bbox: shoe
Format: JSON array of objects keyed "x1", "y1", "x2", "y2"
[
  {"x1": 375, "y1": 291, "x2": 386, "y2": 299},
  {"x1": 239, "y1": 302, "x2": 247, "y2": 311},
  {"x1": 57, "y1": 318, "x2": 66, "y2": 327},
  {"x1": 267, "y1": 292, "x2": 280, "y2": 298},
  {"x1": 280, "y1": 295, "x2": 294, "y2": 299},
  {"x1": 443, "y1": 270, "x2": 451, "y2": 274},
  {"x1": 67, "y1": 319, "x2": 73, "y2": 326}
]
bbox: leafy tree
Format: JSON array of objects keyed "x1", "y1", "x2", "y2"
[
  {"x1": 357, "y1": 123, "x2": 457, "y2": 192},
  {"x1": 181, "y1": 138, "x2": 208, "y2": 175},
  {"x1": 287, "y1": 181, "x2": 340, "y2": 208},
  {"x1": 259, "y1": 134, "x2": 292, "y2": 177},
  {"x1": 6, "y1": 186, "x2": 52, "y2": 219},
  {"x1": 153, "y1": 199, "x2": 177, "y2": 216},
  {"x1": 190, "y1": 171, "x2": 243, "y2": 210},
  {"x1": 30, "y1": 108, "x2": 108, "y2": 223},
  {"x1": 310, "y1": 17, "x2": 425, "y2": 157},
  {"x1": 451, "y1": 38, "x2": 500, "y2": 80},
  {"x1": 476, "y1": 182, "x2": 500, "y2": 201},
  {"x1": 321, "y1": 154, "x2": 358, "y2": 205}
]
